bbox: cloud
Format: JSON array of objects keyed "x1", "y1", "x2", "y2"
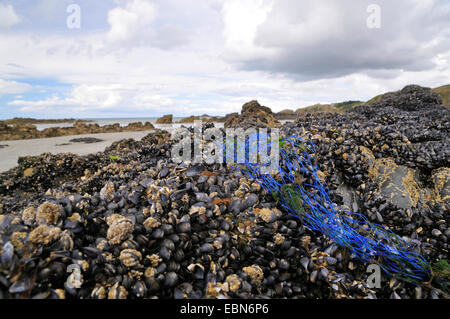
[
  {"x1": 9, "y1": 84, "x2": 123, "y2": 112},
  {"x1": 221, "y1": 0, "x2": 274, "y2": 59},
  {"x1": 8, "y1": 83, "x2": 188, "y2": 116},
  {"x1": 0, "y1": 79, "x2": 31, "y2": 97},
  {"x1": 0, "y1": 3, "x2": 21, "y2": 28},
  {"x1": 222, "y1": 0, "x2": 450, "y2": 80},
  {"x1": 107, "y1": 0, "x2": 157, "y2": 44},
  {"x1": 1, "y1": 1, "x2": 450, "y2": 119},
  {"x1": 105, "y1": 0, "x2": 189, "y2": 50}
]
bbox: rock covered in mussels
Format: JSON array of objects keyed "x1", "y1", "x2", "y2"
[
  {"x1": 224, "y1": 100, "x2": 281, "y2": 129},
  {"x1": 0, "y1": 85, "x2": 449, "y2": 299}
]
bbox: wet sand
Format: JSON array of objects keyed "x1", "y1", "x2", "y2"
[
  {"x1": 0, "y1": 130, "x2": 155, "y2": 173},
  {"x1": 0, "y1": 120, "x2": 291, "y2": 173}
]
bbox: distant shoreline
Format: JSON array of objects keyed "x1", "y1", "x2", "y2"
[
  {"x1": 2, "y1": 117, "x2": 93, "y2": 125},
  {"x1": 0, "y1": 119, "x2": 156, "y2": 142},
  {"x1": 0, "y1": 130, "x2": 155, "y2": 173}
]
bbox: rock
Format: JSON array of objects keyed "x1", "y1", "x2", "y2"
[
  {"x1": 119, "y1": 249, "x2": 142, "y2": 267},
  {"x1": 108, "y1": 283, "x2": 128, "y2": 299},
  {"x1": 275, "y1": 109, "x2": 297, "y2": 120},
  {"x1": 242, "y1": 265, "x2": 264, "y2": 284},
  {"x1": 22, "y1": 206, "x2": 36, "y2": 226},
  {"x1": 368, "y1": 85, "x2": 443, "y2": 111},
  {"x1": 106, "y1": 215, "x2": 134, "y2": 245},
  {"x1": 143, "y1": 217, "x2": 161, "y2": 231},
  {"x1": 100, "y1": 182, "x2": 115, "y2": 202},
  {"x1": 28, "y1": 225, "x2": 61, "y2": 245},
  {"x1": 156, "y1": 114, "x2": 173, "y2": 124},
  {"x1": 296, "y1": 104, "x2": 338, "y2": 115},
  {"x1": 178, "y1": 116, "x2": 202, "y2": 123},
  {"x1": 255, "y1": 208, "x2": 279, "y2": 223},
  {"x1": 0, "y1": 120, "x2": 154, "y2": 141},
  {"x1": 0, "y1": 91, "x2": 448, "y2": 300},
  {"x1": 224, "y1": 100, "x2": 281, "y2": 129},
  {"x1": 368, "y1": 157, "x2": 422, "y2": 209},
  {"x1": 225, "y1": 274, "x2": 241, "y2": 292},
  {"x1": 69, "y1": 137, "x2": 104, "y2": 144},
  {"x1": 431, "y1": 168, "x2": 450, "y2": 204},
  {"x1": 222, "y1": 112, "x2": 239, "y2": 125},
  {"x1": 23, "y1": 168, "x2": 34, "y2": 177},
  {"x1": 36, "y1": 202, "x2": 61, "y2": 225}
]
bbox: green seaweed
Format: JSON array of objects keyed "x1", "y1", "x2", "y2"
[
  {"x1": 109, "y1": 155, "x2": 121, "y2": 161},
  {"x1": 280, "y1": 185, "x2": 305, "y2": 214},
  {"x1": 280, "y1": 184, "x2": 306, "y2": 226},
  {"x1": 271, "y1": 191, "x2": 281, "y2": 204},
  {"x1": 433, "y1": 260, "x2": 450, "y2": 278},
  {"x1": 430, "y1": 259, "x2": 450, "y2": 298}
]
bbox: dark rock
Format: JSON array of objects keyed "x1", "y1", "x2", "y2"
[
  {"x1": 224, "y1": 100, "x2": 281, "y2": 129},
  {"x1": 69, "y1": 137, "x2": 104, "y2": 144}
]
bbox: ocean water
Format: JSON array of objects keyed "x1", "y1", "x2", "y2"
[
  {"x1": 34, "y1": 118, "x2": 224, "y2": 131},
  {"x1": 33, "y1": 118, "x2": 294, "y2": 131}
]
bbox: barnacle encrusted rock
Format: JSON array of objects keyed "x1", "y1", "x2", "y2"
[
  {"x1": 147, "y1": 254, "x2": 162, "y2": 267},
  {"x1": 100, "y1": 182, "x2": 115, "y2": 202},
  {"x1": 36, "y1": 202, "x2": 61, "y2": 225},
  {"x1": 119, "y1": 249, "x2": 142, "y2": 267},
  {"x1": 243, "y1": 265, "x2": 264, "y2": 284},
  {"x1": 274, "y1": 233, "x2": 285, "y2": 245},
  {"x1": 22, "y1": 206, "x2": 36, "y2": 226},
  {"x1": 106, "y1": 214, "x2": 134, "y2": 245},
  {"x1": 143, "y1": 217, "x2": 160, "y2": 231},
  {"x1": 224, "y1": 100, "x2": 281, "y2": 129},
  {"x1": 144, "y1": 267, "x2": 156, "y2": 278},
  {"x1": 28, "y1": 225, "x2": 61, "y2": 245},
  {"x1": 432, "y1": 167, "x2": 450, "y2": 203},
  {"x1": 108, "y1": 283, "x2": 128, "y2": 299},
  {"x1": 11, "y1": 232, "x2": 28, "y2": 248},
  {"x1": 368, "y1": 157, "x2": 422, "y2": 209},
  {"x1": 225, "y1": 274, "x2": 241, "y2": 292},
  {"x1": 255, "y1": 208, "x2": 279, "y2": 223}
]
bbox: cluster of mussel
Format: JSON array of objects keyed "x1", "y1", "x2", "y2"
[{"x1": 0, "y1": 97, "x2": 448, "y2": 299}]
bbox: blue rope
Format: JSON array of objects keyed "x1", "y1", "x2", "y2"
[{"x1": 222, "y1": 134, "x2": 431, "y2": 283}]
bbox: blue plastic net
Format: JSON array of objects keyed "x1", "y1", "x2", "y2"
[{"x1": 223, "y1": 133, "x2": 431, "y2": 283}]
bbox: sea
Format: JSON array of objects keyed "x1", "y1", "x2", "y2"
[{"x1": 34, "y1": 118, "x2": 224, "y2": 131}]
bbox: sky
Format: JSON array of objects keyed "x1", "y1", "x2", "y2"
[{"x1": 0, "y1": 0, "x2": 449, "y2": 119}]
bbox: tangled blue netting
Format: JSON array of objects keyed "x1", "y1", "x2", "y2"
[{"x1": 223, "y1": 134, "x2": 431, "y2": 283}]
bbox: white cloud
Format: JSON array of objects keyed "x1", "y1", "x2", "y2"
[
  {"x1": 0, "y1": 79, "x2": 30, "y2": 97},
  {"x1": 0, "y1": 3, "x2": 21, "y2": 28},
  {"x1": 222, "y1": 0, "x2": 274, "y2": 59},
  {"x1": 105, "y1": 0, "x2": 189, "y2": 50},
  {"x1": 9, "y1": 84, "x2": 123, "y2": 112},
  {"x1": 107, "y1": 0, "x2": 157, "y2": 44},
  {"x1": 1, "y1": 1, "x2": 450, "y2": 118},
  {"x1": 222, "y1": 0, "x2": 450, "y2": 80}
]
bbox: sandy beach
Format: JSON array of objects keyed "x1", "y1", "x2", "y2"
[{"x1": 0, "y1": 130, "x2": 155, "y2": 173}]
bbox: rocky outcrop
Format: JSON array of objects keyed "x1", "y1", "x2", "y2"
[
  {"x1": 366, "y1": 85, "x2": 443, "y2": 111},
  {"x1": 4, "y1": 118, "x2": 91, "y2": 125},
  {"x1": 156, "y1": 114, "x2": 173, "y2": 124},
  {"x1": 275, "y1": 109, "x2": 297, "y2": 120},
  {"x1": 296, "y1": 104, "x2": 339, "y2": 115},
  {"x1": 0, "y1": 121, "x2": 155, "y2": 141},
  {"x1": 178, "y1": 116, "x2": 203, "y2": 124},
  {"x1": 224, "y1": 100, "x2": 281, "y2": 129},
  {"x1": 0, "y1": 85, "x2": 449, "y2": 299},
  {"x1": 175, "y1": 115, "x2": 225, "y2": 123}
]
